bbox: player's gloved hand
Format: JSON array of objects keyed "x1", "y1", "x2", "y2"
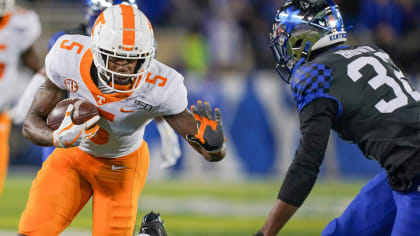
[
  {"x1": 186, "y1": 100, "x2": 225, "y2": 153},
  {"x1": 156, "y1": 119, "x2": 181, "y2": 169},
  {"x1": 52, "y1": 104, "x2": 100, "y2": 148},
  {"x1": 138, "y1": 211, "x2": 168, "y2": 236}
]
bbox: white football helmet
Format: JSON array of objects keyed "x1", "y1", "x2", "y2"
[
  {"x1": 91, "y1": 4, "x2": 155, "y2": 93},
  {"x1": 0, "y1": 0, "x2": 14, "y2": 16}
]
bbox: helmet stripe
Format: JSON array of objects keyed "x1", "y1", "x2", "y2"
[
  {"x1": 325, "y1": 0, "x2": 342, "y2": 31},
  {"x1": 120, "y1": 4, "x2": 135, "y2": 46}
]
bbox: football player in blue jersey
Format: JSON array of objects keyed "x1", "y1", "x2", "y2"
[
  {"x1": 11, "y1": 0, "x2": 181, "y2": 167},
  {"x1": 254, "y1": 0, "x2": 420, "y2": 236}
]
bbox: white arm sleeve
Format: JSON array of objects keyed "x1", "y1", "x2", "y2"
[
  {"x1": 7, "y1": 72, "x2": 45, "y2": 124},
  {"x1": 156, "y1": 119, "x2": 181, "y2": 169},
  {"x1": 17, "y1": 10, "x2": 41, "y2": 51}
]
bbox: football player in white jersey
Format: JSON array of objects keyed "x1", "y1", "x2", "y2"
[
  {"x1": 0, "y1": 0, "x2": 41, "y2": 197},
  {"x1": 10, "y1": 0, "x2": 182, "y2": 168},
  {"x1": 17, "y1": 4, "x2": 225, "y2": 236}
]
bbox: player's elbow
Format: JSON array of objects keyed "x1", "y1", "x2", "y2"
[
  {"x1": 22, "y1": 116, "x2": 37, "y2": 141},
  {"x1": 22, "y1": 120, "x2": 32, "y2": 140}
]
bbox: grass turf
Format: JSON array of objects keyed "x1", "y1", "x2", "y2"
[{"x1": 0, "y1": 174, "x2": 364, "y2": 235}]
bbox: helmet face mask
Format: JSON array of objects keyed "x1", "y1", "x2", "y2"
[
  {"x1": 0, "y1": 0, "x2": 14, "y2": 16},
  {"x1": 270, "y1": 0, "x2": 347, "y2": 83},
  {"x1": 91, "y1": 4, "x2": 155, "y2": 93}
]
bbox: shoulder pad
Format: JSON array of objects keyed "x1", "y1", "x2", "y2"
[{"x1": 291, "y1": 63, "x2": 334, "y2": 112}]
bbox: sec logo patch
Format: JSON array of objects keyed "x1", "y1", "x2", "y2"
[{"x1": 64, "y1": 79, "x2": 78, "y2": 92}]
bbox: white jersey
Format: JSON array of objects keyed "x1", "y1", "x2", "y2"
[
  {"x1": 0, "y1": 8, "x2": 41, "y2": 112},
  {"x1": 45, "y1": 34, "x2": 188, "y2": 158}
]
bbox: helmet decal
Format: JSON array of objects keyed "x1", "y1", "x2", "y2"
[
  {"x1": 91, "y1": 12, "x2": 105, "y2": 36},
  {"x1": 83, "y1": 0, "x2": 138, "y2": 32},
  {"x1": 275, "y1": 7, "x2": 302, "y2": 34},
  {"x1": 120, "y1": 4, "x2": 136, "y2": 48}
]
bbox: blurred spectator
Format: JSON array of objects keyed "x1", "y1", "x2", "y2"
[
  {"x1": 335, "y1": 0, "x2": 361, "y2": 26},
  {"x1": 137, "y1": 0, "x2": 172, "y2": 25},
  {"x1": 182, "y1": 23, "x2": 209, "y2": 77},
  {"x1": 205, "y1": 0, "x2": 245, "y2": 75},
  {"x1": 358, "y1": 0, "x2": 420, "y2": 76},
  {"x1": 237, "y1": 0, "x2": 280, "y2": 70}
]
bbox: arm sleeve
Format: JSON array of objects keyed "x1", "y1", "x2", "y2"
[{"x1": 277, "y1": 98, "x2": 338, "y2": 207}]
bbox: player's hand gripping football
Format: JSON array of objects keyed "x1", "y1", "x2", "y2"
[
  {"x1": 52, "y1": 104, "x2": 100, "y2": 148},
  {"x1": 186, "y1": 100, "x2": 225, "y2": 160}
]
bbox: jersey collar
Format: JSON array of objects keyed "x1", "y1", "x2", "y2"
[{"x1": 80, "y1": 49, "x2": 133, "y2": 106}]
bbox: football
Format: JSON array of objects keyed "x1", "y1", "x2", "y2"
[{"x1": 47, "y1": 98, "x2": 99, "y2": 130}]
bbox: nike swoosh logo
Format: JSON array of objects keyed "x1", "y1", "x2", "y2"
[
  {"x1": 64, "y1": 130, "x2": 82, "y2": 146},
  {"x1": 111, "y1": 164, "x2": 127, "y2": 170},
  {"x1": 120, "y1": 107, "x2": 135, "y2": 113}
]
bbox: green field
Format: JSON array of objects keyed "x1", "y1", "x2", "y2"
[{"x1": 0, "y1": 173, "x2": 365, "y2": 236}]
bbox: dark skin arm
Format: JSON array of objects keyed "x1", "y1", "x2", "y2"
[
  {"x1": 260, "y1": 200, "x2": 298, "y2": 236},
  {"x1": 22, "y1": 78, "x2": 66, "y2": 146},
  {"x1": 164, "y1": 109, "x2": 225, "y2": 162},
  {"x1": 21, "y1": 45, "x2": 42, "y2": 73},
  {"x1": 257, "y1": 98, "x2": 336, "y2": 235}
]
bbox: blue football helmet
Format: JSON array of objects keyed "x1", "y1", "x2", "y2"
[
  {"x1": 270, "y1": 0, "x2": 347, "y2": 83},
  {"x1": 83, "y1": 0, "x2": 138, "y2": 32}
]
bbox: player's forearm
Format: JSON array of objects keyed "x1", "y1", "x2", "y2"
[
  {"x1": 22, "y1": 113, "x2": 53, "y2": 146},
  {"x1": 260, "y1": 200, "x2": 298, "y2": 236}
]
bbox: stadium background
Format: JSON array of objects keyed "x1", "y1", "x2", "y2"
[{"x1": 2, "y1": 0, "x2": 420, "y2": 235}]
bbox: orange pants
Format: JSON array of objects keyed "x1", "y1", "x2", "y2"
[
  {"x1": 18, "y1": 141, "x2": 150, "y2": 236},
  {"x1": 0, "y1": 112, "x2": 11, "y2": 197}
]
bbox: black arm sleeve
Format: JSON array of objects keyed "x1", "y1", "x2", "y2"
[{"x1": 277, "y1": 98, "x2": 338, "y2": 207}]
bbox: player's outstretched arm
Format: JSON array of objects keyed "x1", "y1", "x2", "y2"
[
  {"x1": 164, "y1": 100, "x2": 225, "y2": 162},
  {"x1": 255, "y1": 98, "x2": 337, "y2": 235},
  {"x1": 22, "y1": 78, "x2": 67, "y2": 146}
]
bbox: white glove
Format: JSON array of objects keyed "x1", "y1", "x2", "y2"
[
  {"x1": 156, "y1": 119, "x2": 181, "y2": 169},
  {"x1": 52, "y1": 104, "x2": 100, "y2": 148}
]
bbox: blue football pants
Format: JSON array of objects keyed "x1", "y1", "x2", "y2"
[{"x1": 322, "y1": 170, "x2": 420, "y2": 236}]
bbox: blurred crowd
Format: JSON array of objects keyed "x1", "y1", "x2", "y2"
[
  {"x1": 9, "y1": 0, "x2": 420, "y2": 167},
  {"x1": 136, "y1": 0, "x2": 420, "y2": 80},
  {"x1": 20, "y1": 0, "x2": 420, "y2": 80}
]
